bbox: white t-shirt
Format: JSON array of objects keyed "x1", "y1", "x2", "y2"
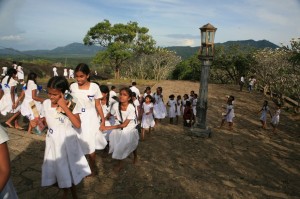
[
  {"x1": 111, "y1": 103, "x2": 137, "y2": 131},
  {"x1": 240, "y1": 76, "x2": 245, "y2": 83},
  {"x1": 130, "y1": 86, "x2": 140, "y2": 98}
]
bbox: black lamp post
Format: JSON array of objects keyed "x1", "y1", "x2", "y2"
[{"x1": 191, "y1": 23, "x2": 217, "y2": 137}]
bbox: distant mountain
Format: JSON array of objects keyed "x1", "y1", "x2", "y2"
[
  {"x1": 0, "y1": 42, "x2": 104, "y2": 58},
  {"x1": 166, "y1": 39, "x2": 279, "y2": 59},
  {"x1": 0, "y1": 40, "x2": 279, "y2": 60}
]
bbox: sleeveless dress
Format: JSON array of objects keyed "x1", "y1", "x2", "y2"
[{"x1": 70, "y1": 83, "x2": 107, "y2": 154}]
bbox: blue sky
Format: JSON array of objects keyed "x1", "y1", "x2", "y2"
[{"x1": 0, "y1": 0, "x2": 299, "y2": 50}]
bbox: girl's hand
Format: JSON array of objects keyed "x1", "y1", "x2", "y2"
[
  {"x1": 30, "y1": 119, "x2": 38, "y2": 128},
  {"x1": 100, "y1": 125, "x2": 108, "y2": 131},
  {"x1": 57, "y1": 93, "x2": 68, "y2": 108}
]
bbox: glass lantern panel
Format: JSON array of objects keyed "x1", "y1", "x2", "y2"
[
  {"x1": 201, "y1": 31, "x2": 206, "y2": 44},
  {"x1": 208, "y1": 31, "x2": 214, "y2": 43}
]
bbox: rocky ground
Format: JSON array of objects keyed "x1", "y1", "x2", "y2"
[{"x1": 1, "y1": 80, "x2": 300, "y2": 199}]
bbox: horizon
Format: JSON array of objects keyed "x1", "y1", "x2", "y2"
[{"x1": 0, "y1": 0, "x2": 299, "y2": 51}]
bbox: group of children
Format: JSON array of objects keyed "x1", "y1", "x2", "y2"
[
  {"x1": 0, "y1": 63, "x2": 139, "y2": 198},
  {"x1": 0, "y1": 63, "x2": 283, "y2": 198}
]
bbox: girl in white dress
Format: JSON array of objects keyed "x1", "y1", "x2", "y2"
[
  {"x1": 31, "y1": 76, "x2": 91, "y2": 199},
  {"x1": 271, "y1": 104, "x2": 281, "y2": 133},
  {"x1": 100, "y1": 87, "x2": 139, "y2": 173},
  {"x1": 19, "y1": 72, "x2": 45, "y2": 133},
  {"x1": 167, "y1": 94, "x2": 177, "y2": 124},
  {"x1": 192, "y1": 94, "x2": 198, "y2": 117},
  {"x1": 99, "y1": 85, "x2": 116, "y2": 141},
  {"x1": 176, "y1": 95, "x2": 182, "y2": 124},
  {"x1": 0, "y1": 68, "x2": 22, "y2": 129},
  {"x1": 63, "y1": 68, "x2": 68, "y2": 78},
  {"x1": 258, "y1": 100, "x2": 271, "y2": 129},
  {"x1": 70, "y1": 63, "x2": 107, "y2": 176},
  {"x1": 220, "y1": 95, "x2": 235, "y2": 130},
  {"x1": 17, "y1": 62, "x2": 24, "y2": 84},
  {"x1": 140, "y1": 95, "x2": 155, "y2": 141},
  {"x1": 153, "y1": 87, "x2": 167, "y2": 123}
]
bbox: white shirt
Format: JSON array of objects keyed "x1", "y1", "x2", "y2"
[
  {"x1": 130, "y1": 86, "x2": 140, "y2": 98},
  {"x1": 240, "y1": 76, "x2": 245, "y2": 83}
]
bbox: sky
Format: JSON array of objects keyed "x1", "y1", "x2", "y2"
[{"x1": 0, "y1": 0, "x2": 299, "y2": 51}]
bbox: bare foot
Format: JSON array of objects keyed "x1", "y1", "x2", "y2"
[{"x1": 5, "y1": 122, "x2": 14, "y2": 128}]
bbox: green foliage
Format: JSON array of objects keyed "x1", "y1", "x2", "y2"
[
  {"x1": 171, "y1": 54, "x2": 201, "y2": 80},
  {"x1": 84, "y1": 20, "x2": 156, "y2": 78}
]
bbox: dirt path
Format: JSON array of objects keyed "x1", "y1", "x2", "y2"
[{"x1": 2, "y1": 80, "x2": 300, "y2": 198}]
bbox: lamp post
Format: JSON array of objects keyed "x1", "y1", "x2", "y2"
[{"x1": 191, "y1": 23, "x2": 217, "y2": 137}]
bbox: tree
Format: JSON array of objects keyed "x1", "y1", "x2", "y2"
[{"x1": 84, "y1": 19, "x2": 156, "y2": 79}]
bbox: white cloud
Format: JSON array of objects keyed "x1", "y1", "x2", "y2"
[
  {"x1": 181, "y1": 39, "x2": 195, "y2": 46},
  {"x1": 0, "y1": 35, "x2": 23, "y2": 41}
]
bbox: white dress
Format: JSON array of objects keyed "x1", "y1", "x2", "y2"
[
  {"x1": 20, "y1": 80, "x2": 42, "y2": 120},
  {"x1": 101, "y1": 99, "x2": 116, "y2": 141},
  {"x1": 168, "y1": 99, "x2": 176, "y2": 118},
  {"x1": 260, "y1": 106, "x2": 269, "y2": 122},
  {"x1": 109, "y1": 103, "x2": 139, "y2": 160},
  {"x1": 53, "y1": 67, "x2": 58, "y2": 76},
  {"x1": 63, "y1": 69, "x2": 68, "y2": 77},
  {"x1": 176, "y1": 99, "x2": 182, "y2": 116},
  {"x1": 0, "y1": 76, "x2": 21, "y2": 115},
  {"x1": 153, "y1": 93, "x2": 167, "y2": 119},
  {"x1": 141, "y1": 102, "x2": 155, "y2": 128},
  {"x1": 41, "y1": 99, "x2": 91, "y2": 188},
  {"x1": 225, "y1": 105, "x2": 235, "y2": 122},
  {"x1": 271, "y1": 109, "x2": 281, "y2": 125},
  {"x1": 70, "y1": 83, "x2": 107, "y2": 154},
  {"x1": 192, "y1": 98, "x2": 197, "y2": 116},
  {"x1": 17, "y1": 65, "x2": 24, "y2": 80}
]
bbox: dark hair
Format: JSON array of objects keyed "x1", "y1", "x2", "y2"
[
  {"x1": 100, "y1": 85, "x2": 110, "y2": 106},
  {"x1": 18, "y1": 62, "x2": 22, "y2": 66},
  {"x1": 75, "y1": 63, "x2": 90, "y2": 81},
  {"x1": 194, "y1": 94, "x2": 198, "y2": 98},
  {"x1": 177, "y1": 95, "x2": 181, "y2": 99},
  {"x1": 132, "y1": 82, "x2": 137, "y2": 86},
  {"x1": 144, "y1": 86, "x2": 151, "y2": 93},
  {"x1": 12, "y1": 61, "x2": 16, "y2": 64},
  {"x1": 47, "y1": 76, "x2": 69, "y2": 94},
  {"x1": 132, "y1": 92, "x2": 137, "y2": 98},
  {"x1": 25, "y1": 72, "x2": 38, "y2": 87},
  {"x1": 119, "y1": 87, "x2": 133, "y2": 104},
  {"x1": 169, "y1": 94, "x2": 175, "y2": 99},
  {"x1": 144, "y1": 94, "x2": 153, "y2": 103},
  {"x1": 186, "y1": 101, "x2": 191, "y2": 107},
  {"x1": 111, "y1": 85, "x2": 116, "y2": 90},
  {"x1": 4, "y1": 68, "x2": 17, "y2": 85}
]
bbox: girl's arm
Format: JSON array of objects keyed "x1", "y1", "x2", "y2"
[
  {"x1": 0, "y1": 142, "x2": 10, "y2": 191},
  {"x1": 140, "y1": 106, "x2": 144, "y2": 119},
  {"x1": 10, "y1": 86, "x2": 16, "y2": 108},
  {"x1": 146, "y1": 107, "x2": 153, "y2": 115},
  {"x1": 226, "y1": 109, "x2": 232, "y2": 116},
  {"x1": 57, "y1": 95, "x2": 81, "y2": 128},
  {"x1": 32, "y1": 89, "x2": 45, "y2": 103},
  {"x1": 14, "y1": 90, "x2": 25, "y2": 105},
  {"x1": 100, "y1": 119, "x2": 131, "y2": 131},
  {"x1": 95, "y1": 99, "x2": 105, "y2": 126}
]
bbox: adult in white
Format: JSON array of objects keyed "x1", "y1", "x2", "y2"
[
  {"x1": 68, "y1": 68, "x2": 74, "y2": 79},
  {"x1": 17, "y1": 62, "x2": 24, "y2": 84},
  {"x1": 130, "y1": 82, "x2": 140, "y2": 99},
  {"x1": 53, "y1": 66, "x2": 58, "y2": 77},
  {"x1": 63, "y1": 68, "x2": 68, "y2": 78}
]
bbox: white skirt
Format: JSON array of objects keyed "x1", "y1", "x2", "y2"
[
  {"x1": 77, "y1": 110, "x2": 107, "y2": 154},
  {"x1": 42, "y1": 127, "x2": 91, "y2": 188},
  {"x1": 0, "y1": 93, "x2": 20, "y2": 115},
  {"x1": 153, "y1": 102, "x2": 167, "y2": 119},
  {"x1": 109, "y1": 128, "x2": 139, "y2": 160},
  {"x1": 141, "y1": 113, "x2": 155, "y2": 128}
]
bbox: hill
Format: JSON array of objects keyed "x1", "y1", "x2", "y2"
[
  {"x1": 166, "y1": 39, "x2": 279, "y2": 59},
  {"x1": 0, "y1": 40, "x2": 278, "y2": 60}
]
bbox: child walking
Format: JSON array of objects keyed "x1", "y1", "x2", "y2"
[
  {"x1": 33, "y1": 76, "x2": 91, "y2": 199},
  {"x1": 220, "y1": 95, "x2": 235, "y2": 130},
  {"x1": 19, "y1": 72, "x2": 45, "y2": 133},
  {"x1": 100, "y1": 88, "x2": 139, "y2": 173},
  {"x1": 176, "y1": 95, "x2": 182, "y2": 124},
  {"x1": 140, "y1": 95, "x2": 155, "y2": 141},
  {"x1": 0, "y1": 68, "x2": 22, "y2": 129},
  {"x1": 183, "y1": 101, "x2": 194, "y2": 127},
  {"x1": 167, "y1": 94, "x2": 177, "y2": 124},
  {"x1": 271, "y1": 104, "x2": 281, "y2": 133},
  {"x1": 258, "y1": 100, "x2": 271, "y2": 129},
  {"x1": 70, "y1": 63, "x2": 107, "y2": 176},
  {"x1": 153, "y1": 87, "x2": 167, "y2": 123}
]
